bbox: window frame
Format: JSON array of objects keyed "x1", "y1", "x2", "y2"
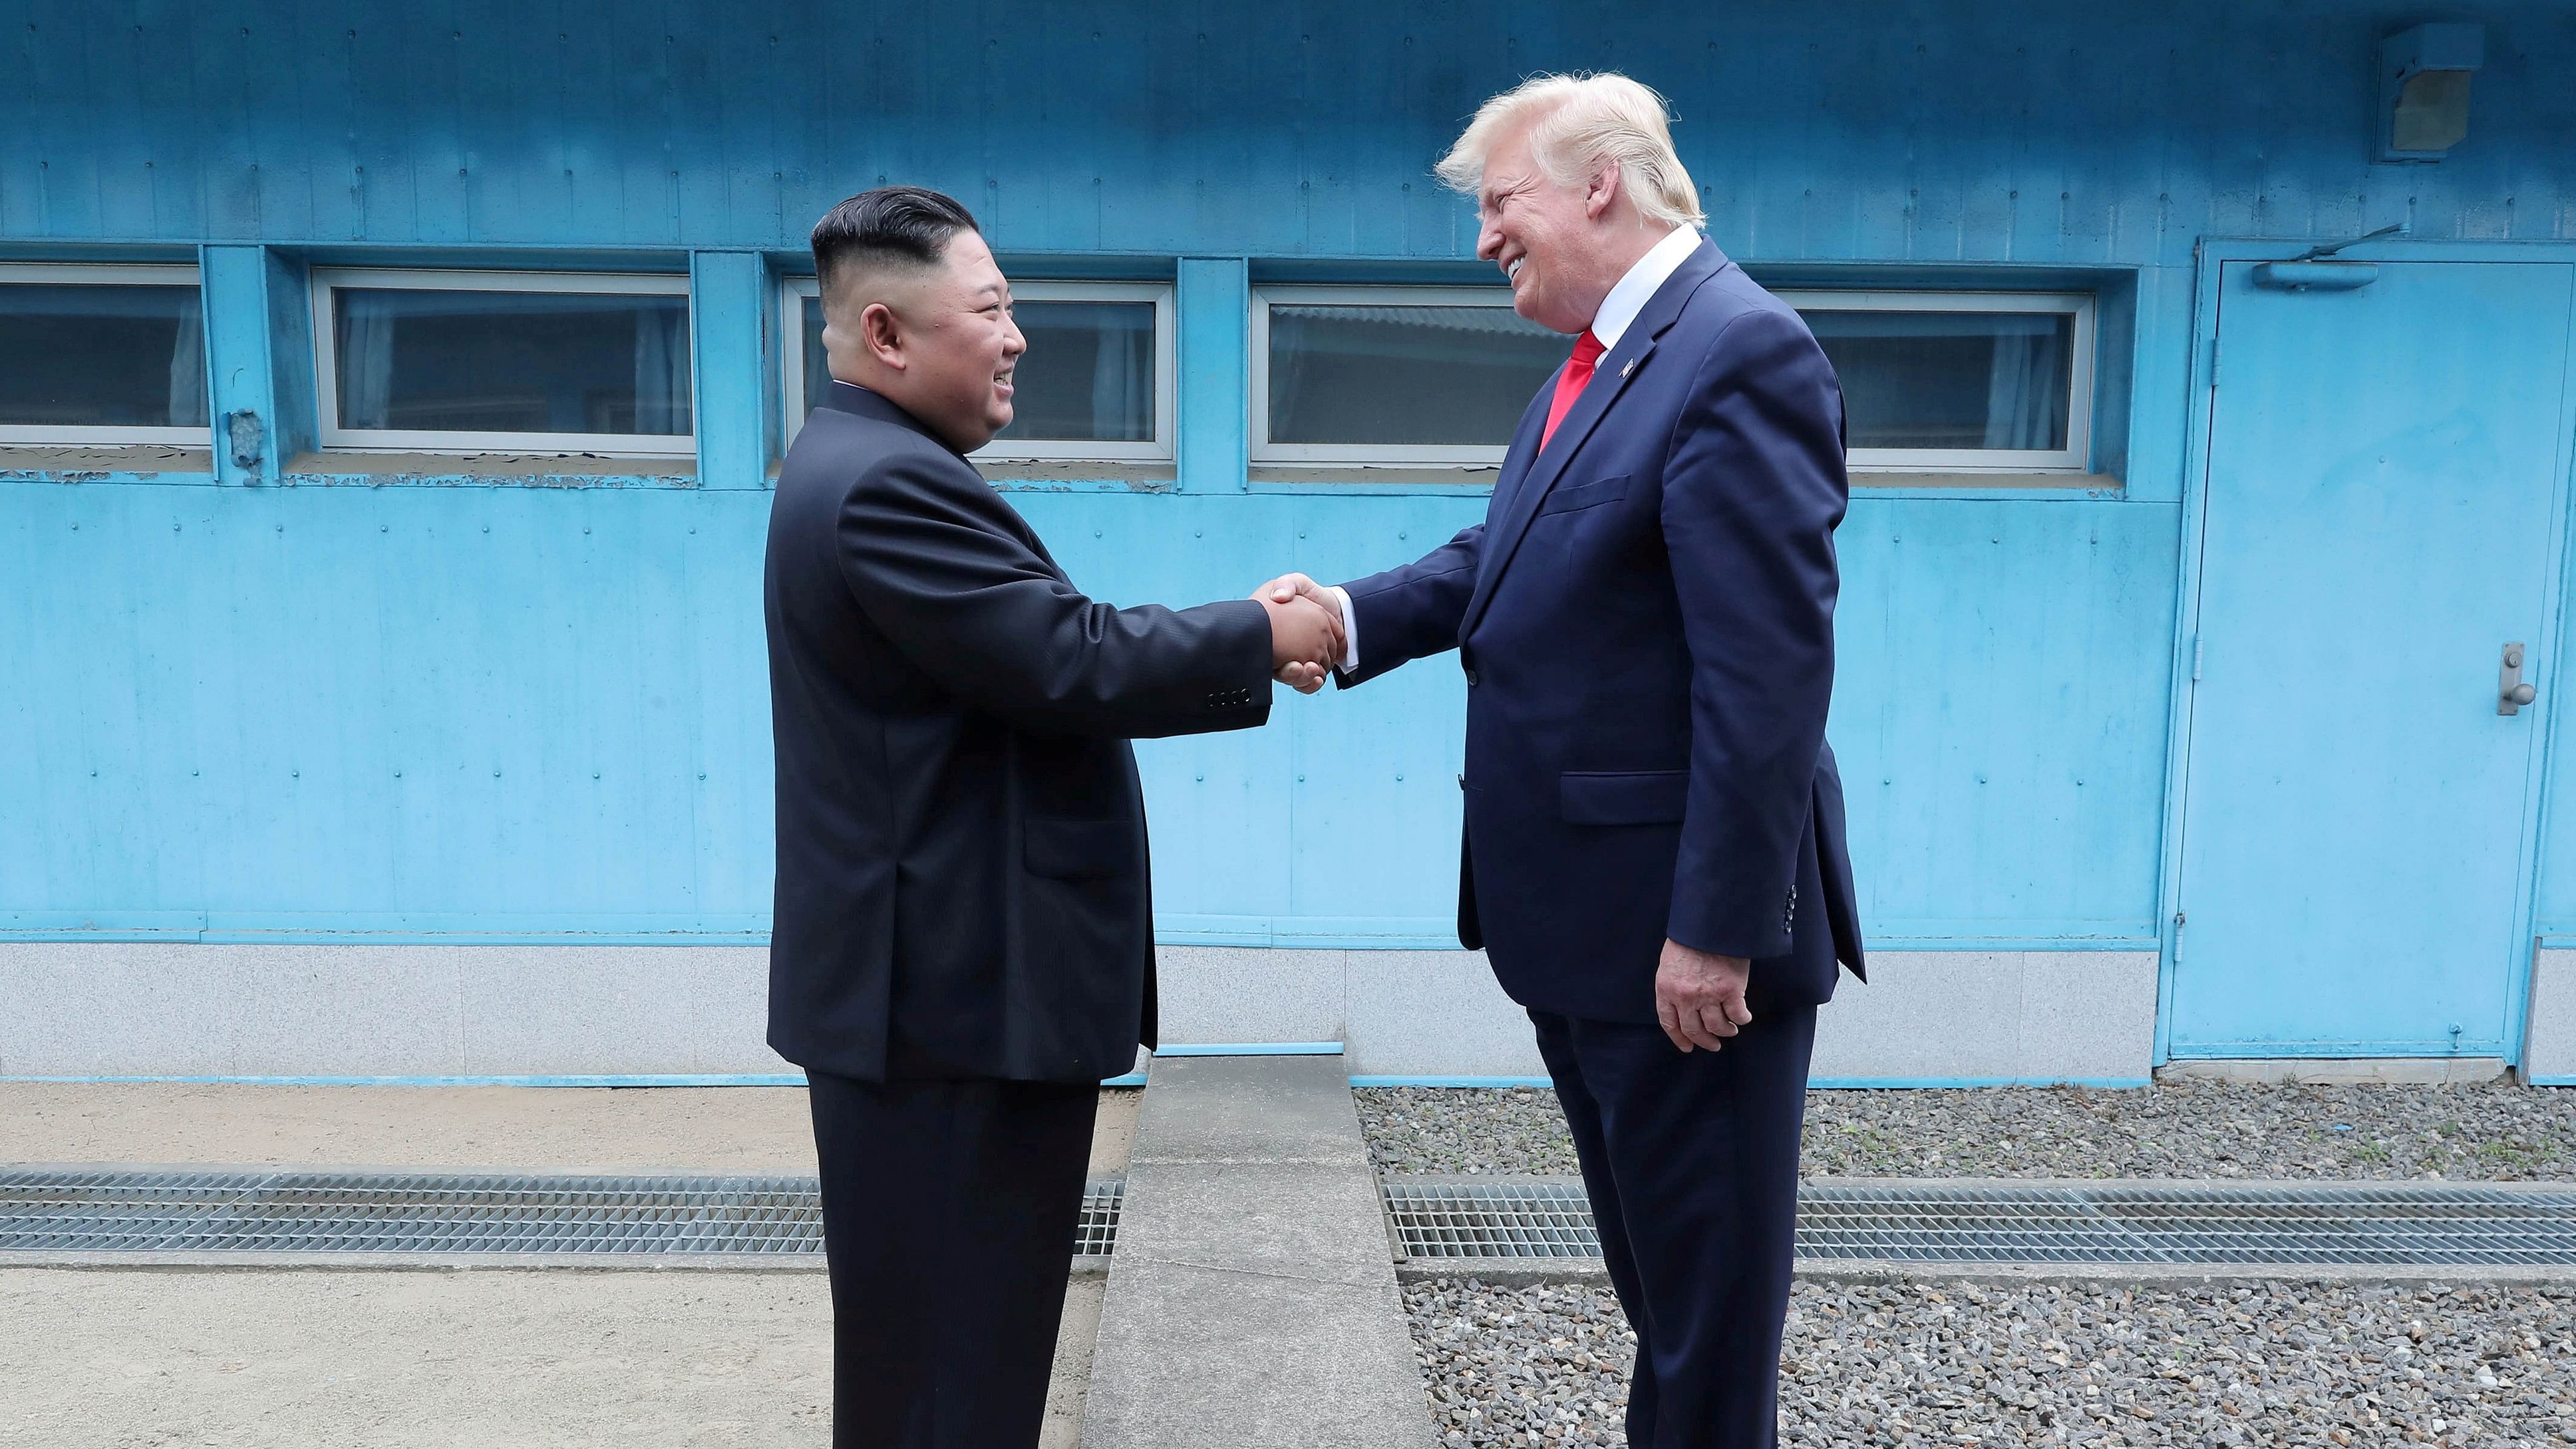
[
  {"x1": 1251, "y1": 283, "x2": 1545, "y2": 468},
  {"x1": 1781, "y1": 288, "x2": 2096, "y2": 474},
  {"x1": 309, "y1": 267, "x2": 696, "y2": 458},
  {"x1": 781, "y1": 278, "x2": 1176, "y2": 463},
  {"x1": 0, "y1": 261, "x2": 208, "y2": 446}
]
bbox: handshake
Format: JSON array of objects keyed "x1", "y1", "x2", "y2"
[{"x1": 1251, "y1": 572, "x2": 1344, "y2": 695}]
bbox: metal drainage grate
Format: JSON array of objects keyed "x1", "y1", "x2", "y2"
[
  {"x1": 1382, "y1": 1178, "x2": 2576, "y2": 1266},
  {"x1": 0, "y1": 1170, "x2": 1122, "y2": 1260},
  {"x1": 1076, "y1": 1176, "x2": 1123, "y2": 1257}
]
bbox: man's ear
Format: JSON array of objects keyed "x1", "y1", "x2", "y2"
[
  {"x1": 1584, "y1": 162, "x2": 1623, "y2": 222},
  {"x1": 859, "y1": 300, "x2": 905, "y2": 371}
]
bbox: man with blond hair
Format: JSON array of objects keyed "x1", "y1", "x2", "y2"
[{"x1": 1261, "y1": 73, "x2": 1863, "y2": 1447}]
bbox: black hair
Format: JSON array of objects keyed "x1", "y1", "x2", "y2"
[{"x1": 810, "y1": 186, "x2": 981, "y2": 295}]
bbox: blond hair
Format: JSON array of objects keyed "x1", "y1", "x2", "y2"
[{"x1": 1435, "y1": 73, "x2": 1704, "y2": 228}]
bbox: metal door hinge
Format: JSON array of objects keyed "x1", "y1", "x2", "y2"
[
  {"x1": 2191, "y1": 636, "x2": 2204, "y2": 682},
  {"x1": 2205, "y1": 336, "x2": 2220, "y2": 388}
]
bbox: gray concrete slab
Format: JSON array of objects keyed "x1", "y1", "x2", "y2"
[
  {"x1": 1808, "y1": 950, "x2": 2160, "y2": 1084},
  {"x1": 2525, "y1": 947, "x2": 2576, "y2": 1082},
  {"x1": 1083, "y1": 1054, "x2": 1434, "y2": 1449},
  {"x1": 1122, "y1": 1056, "x2": 1371, "y2": 1170},
  {"x1": 0, "y1": 1265, "x2": 1104, "y2": 1448},
  {"x1": 0, "y1": 1082, "x2": 1141, "y2": 1177}
]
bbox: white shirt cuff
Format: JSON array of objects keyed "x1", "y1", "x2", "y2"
[{"x1": 1329, "y1": 585, "x2": 1358, "y2": 673}]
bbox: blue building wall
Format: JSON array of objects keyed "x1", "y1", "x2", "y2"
[{"x1": 4, "y1": 1, "x2": 2573, "y2": 1064}]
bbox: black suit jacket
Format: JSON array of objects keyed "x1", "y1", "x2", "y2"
[{"x1": 764, "y1": 383, "x2": 1274, "y2": 1084}]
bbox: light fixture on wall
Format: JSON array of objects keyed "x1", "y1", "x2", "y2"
[{"x1": 2376, "y1": 23, "x2": 2484, "y2": 162}]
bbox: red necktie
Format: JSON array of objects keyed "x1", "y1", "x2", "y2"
[{"x1": 1539, "y1": 330, "x2": 1606, "y2": 450}]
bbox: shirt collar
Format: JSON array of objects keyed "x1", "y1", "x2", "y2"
[{"x1": 1587, "y1": 224, "x2": 1704, "y2": 350}]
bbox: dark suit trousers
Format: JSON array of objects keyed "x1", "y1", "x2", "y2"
[
  {"x1": 806, "y1": 1068, "x2": 1098, "y2": 1449},
  {"x1": 1529, "y1": 1002, "x2": 1818, "y2": 1449}
]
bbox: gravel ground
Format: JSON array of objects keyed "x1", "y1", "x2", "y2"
[
  {"x1": 1357, "y1": 1082, "x2": 2576, "y2": 1180},
  {"x1": 1407, "y1": 1277, "x2": 2576, "y2": 1448}
]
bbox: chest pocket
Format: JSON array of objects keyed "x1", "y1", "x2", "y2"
[{"x1": 1535, "y1": 474, "x2": 1631, "y2": 517}]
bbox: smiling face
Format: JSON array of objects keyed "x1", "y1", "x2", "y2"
[
  {"x1": 1476, "y1": 122, "x2": 1628, "y2": 336},
  {"x1": 823, "y1": 228, "x2": 1026, "y2": 452}
]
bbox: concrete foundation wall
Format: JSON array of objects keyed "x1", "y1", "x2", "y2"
[
  {"x1": 2526, "y1": 948, "x2": 2576, "y2": 1085},
  {"x1": 0, "y1": 943, "x2": 2158, "y2": 1085}
]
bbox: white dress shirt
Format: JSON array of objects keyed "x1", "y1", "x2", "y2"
[{"x1": 1329, "y1": 224, "x2": 1704, "y2": 671}]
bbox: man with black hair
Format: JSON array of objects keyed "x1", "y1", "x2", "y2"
[{"x1": 764, "y1": 186, "x2": 1343, "y2": 1448}]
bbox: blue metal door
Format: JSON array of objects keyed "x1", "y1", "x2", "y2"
[{"x1": 2172, "y1": 259, "x2": 2575, "y2": 1058}]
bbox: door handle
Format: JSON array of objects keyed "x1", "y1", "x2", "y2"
[{"x1": 2501, "y1": 642, "x2": 2539, "y2": 715}]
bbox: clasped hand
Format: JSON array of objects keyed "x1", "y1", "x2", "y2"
[{"x1": 1251, "y1": 572, "x2": 1343, "y2": 694}]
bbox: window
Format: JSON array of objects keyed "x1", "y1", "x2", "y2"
[
  {"x1": 1784, "y1": 291, "x2": 2094, "y2": 472},
  {"x1": 311, "y1": 269, "x2": 693, "y2": 456},
  {"x1": 784, "y1": 279, "x2": 1173, "y2": 462},
  {"x1": 1252, "y1": 286, "x2": 1564, "y2": 466},
  {"x1": 0, "y1": 264, "x2": 207, "y2": 444}
]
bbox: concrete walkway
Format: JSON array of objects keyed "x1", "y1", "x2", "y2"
[
  {"x1": 0, "y1": 1080, "x2": 1140, "y2": 1177},
  {"x1": 1083, "y1": 1054, "x2": 1434, "y2": 1449}
]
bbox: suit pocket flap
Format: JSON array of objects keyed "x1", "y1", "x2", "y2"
[
  {"x1": 1558, "y1": 770, "x2": 1689, "y2": 825},
  {"x1": 1023, "y1": 818, "x2": 1133, "y2": 879},
  {"x1": 1536, "y1": 474, "x2": 1631, "y2": 516}
]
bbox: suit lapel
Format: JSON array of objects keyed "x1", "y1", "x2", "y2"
[
  {"x1": 1487, "y1": 383, "x2": 1553, "y2": 515},
  {"x1": 1460, "y1": 241, "x2": 1728, "y2": 641}
]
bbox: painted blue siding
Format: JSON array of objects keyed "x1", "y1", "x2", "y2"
[
  {"x1": 0, "y1": 480, "x2": 2182, "y2": 949},
  {"x1": 3, "y1": 1, "x2": 2573, "y2": 1066}
]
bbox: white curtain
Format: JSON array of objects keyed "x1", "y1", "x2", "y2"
[
  {"x1": 1267, "y1": 311, "x2": 1313, "y2": 442},
  {"x1": 1090, "y1": 321, "x2": 1146, "y2": 441},
  {"x1": 1981, "y1": 321, "x2": 2066, "y2": 451},
  {"x1": 631, "y1": 303, "x2": 690, "y2": 435},
  {"x1": 337, "y1": 292, "x2": 399, "y2": 430},
  {"x1": 164, "y1": 291, "x2": 206, "y2": 428}
]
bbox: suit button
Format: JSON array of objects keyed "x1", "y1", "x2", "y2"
[{"x1": 1463, "y1": 667, "x2": 1480, "y2": 687}]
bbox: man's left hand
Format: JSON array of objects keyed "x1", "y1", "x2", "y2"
[{"x1": 1654, "y1": 939, "x2": 1752, "y2": 1052}]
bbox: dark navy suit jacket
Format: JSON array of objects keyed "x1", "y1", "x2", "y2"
[{"x1": 1337, "y1": 239, "x2": 1865, "y2": 1024}]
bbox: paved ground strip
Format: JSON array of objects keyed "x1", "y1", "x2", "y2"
[
  {"x1": 1082, "y1": 1054, "x2": 1436, "y2": 1449},
  {"x1": 0, "y1": 1081, "x2": 1143, "y2": 1178}
]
